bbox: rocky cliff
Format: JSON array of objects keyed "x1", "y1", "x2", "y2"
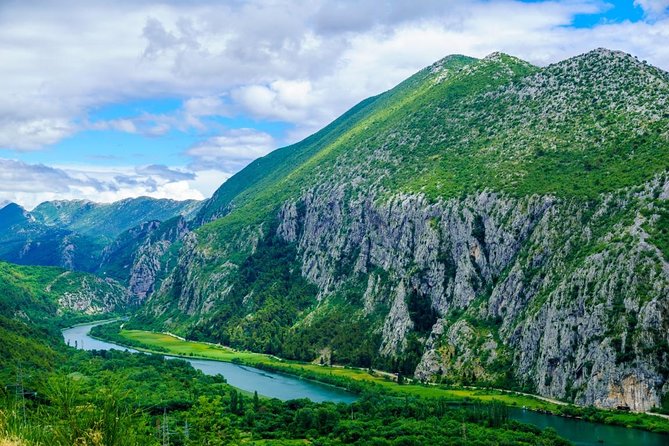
[
  {"x1": 0, "y1": 261, "x2": 132, "y2": 318},
  {"x1": 137, "y1": 49, "x2": 669, "y2": 412},
  {"x1": 98, "y1": 216, "x2": 190, "y2": 303}
]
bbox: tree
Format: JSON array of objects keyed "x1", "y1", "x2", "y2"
[{"x1": 253, "y1": 391, "x2": 260, "y2": 411}]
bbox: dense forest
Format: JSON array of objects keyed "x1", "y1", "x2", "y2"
[
  {"x1": 1, "y1": 350, "x2": 573, "y2": 445},
  {"x1": 0, "y1": 260, "x2": 574, "y2": 445}
]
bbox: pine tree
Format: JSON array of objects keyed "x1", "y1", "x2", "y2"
[
  {"x1": 253, "y1": 391, "x2": 260, "y2": 411},
  {"x1": 230, "y1": 390, "x2": 238, "y2": 414}
]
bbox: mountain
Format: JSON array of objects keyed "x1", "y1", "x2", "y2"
[
  {"x1": 31, "y1": 196, "x2": 201, "y2": 240},
  {"x1": 0, "y1": 202, "x2": 33, "y2": 232},
  {"x1": 0, "y1": 260, "x2": 131, "y2": 373},
  {"x1": 98, "y1": 216, "x2": 190, "y2": 301},
  {"x1": 0, "y1": 197, "x2": 201, "y2": 277},
  {"x1": 134, "y1": 49, "x2": 667, "y2": 412},
  {"x1": 0, "y1": 260, "x2": 131, "y2": 318}
]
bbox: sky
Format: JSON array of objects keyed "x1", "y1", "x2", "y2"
[{"x1": 1, "y1": 0, "x2": 669, "y2": 209}]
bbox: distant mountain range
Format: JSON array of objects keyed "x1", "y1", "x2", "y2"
[{"x1": 0, "y1": 197, "x2": 200, "y2": 301}]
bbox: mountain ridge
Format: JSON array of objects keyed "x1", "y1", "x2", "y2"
[
  {"x1": 3, "y1": 48, "x2": 669, "y2": 413},
  {"x1": 0, "y1": 196, "x2": 200, "y2": 293},
  {"x1": 135, "y1": 49, "x2": 669, "y2": 415}
]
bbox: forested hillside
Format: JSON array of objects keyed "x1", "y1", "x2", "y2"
[
  {"x1": 0, "y1": 261, "x2": 571, "y2": 445},
  {"x1": 136, "y1": 49, "x2": 669, "y2": 412}
]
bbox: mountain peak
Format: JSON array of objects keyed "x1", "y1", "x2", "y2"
[
  {"x1": 567, "y1": 47, "x2": 650, "y2": 68},
  {"x1": 1, "y1": 202, "x2": 25, "y2": 213},
  {"x1": 585, "y1": 47, "x2": 632, "y2": 58},
  {"x1": 483, "y1": 51, "x2": 508, "y2": 61},
  {"x1": 0, "y1": 202, "x2": 32, "y2": 231}
]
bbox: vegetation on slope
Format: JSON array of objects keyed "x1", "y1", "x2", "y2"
[
  {"x1": 193, "y1": 49, "x2": 669, "y2": 244},
  {"x1": 137, "y1": 48, "x2": 669, "y2": 411},
  {"x1": 0, "y1": 263, "x2": 574, "y2": 445},
  {"x1": 95, "y1": 323, "x2": 669, "y2": 435},
  {"x1": 31, "y1": 197, "x2": 200, "y2": 240}
]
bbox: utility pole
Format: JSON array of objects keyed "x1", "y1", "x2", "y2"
[
  {"x1": 184, "y1": 420, "x2": 189, "y2": 441},
  {"x1": 16, "y1": 365, "x2": 26, "y2": 426},
  {"x1": 162, "y1": 408, "x2": 170, "y2": 446}
]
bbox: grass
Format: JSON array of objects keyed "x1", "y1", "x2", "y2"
[
  {"x1": 120, "y1": 330, "x2": 565, "y2": 411},
  {"x1": 114, "y1": 329, "x2": 669, "y2": 434}
]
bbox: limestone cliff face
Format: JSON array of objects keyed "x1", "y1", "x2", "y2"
[
  {"x1": 127, "y1": 218, "x2": 189, "y2": 301},
  {"x1": 148, "y1": 175, "x2": 669, "y2": 411},
  {"x1": 42, "y1": 271, "x2": 131, "y2": 315},
  {"x1": 139, "y1": 49, "x2": 669, "y2": 412},
  {"x1": 268, "y1": 177, "x2": 668, "y2": 411},
  {"x1": 99, "y1": 217, "x2": 190, "y2": 304}
]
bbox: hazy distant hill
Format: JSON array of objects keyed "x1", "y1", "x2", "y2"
[{"x1": 0, "y1": 197, "x2": 200, "y2": 281}]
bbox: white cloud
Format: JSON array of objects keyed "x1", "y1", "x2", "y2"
[
  {"x1": 89, "y1": 118, "x2": 138, "y2": 134},
  {"x1": 3, "y1": 0, "x2": 669, "y2": 153},
  {"x1": 185, "y1": 128, "x2": 276, "y2": 171},
  {"x1": 635, "y1": 0, "x2": 669, "y2": 18},
  {"x1": 232, "y1": 80, "x2": 314, "y2": 122},
  {"x1": 0, "y1": 159, "x2": 204, "y2": 209},
  {"x1": 2, "y1": 0, "x2": 669, "y2": 204},
  {"x1": 0, "y1": 118, "x2": 75, "y2": 150}
]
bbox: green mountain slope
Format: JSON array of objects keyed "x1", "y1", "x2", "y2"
[
  {"x1": 0, "y1": 197, "x2": 200, "y2": 278},
  {"x1": 195, "y1": 54, "x2": 478, "y2": 224},
  {"x1": 32, "y1": 196, "x2": 201, "y2": 240},
  {"x1": 138, "y1": 49, "x2": 669, "y2": 412},
  {"x1": 0, "y1": 261, "x2": 131, "y2": 319},
  {"x1": 0, "y1": 261, "x2": 130, "y2": 375},
  {"x1": 0, "y1": 264, "x2": 573, "y2": 446}
]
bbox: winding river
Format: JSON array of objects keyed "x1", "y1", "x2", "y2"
[
  {"x1": 63, "y1": 322, "x2": 669, "y2": 446},
  {"x1": 63, "y1": 321, "x2": 356, "y2": 403}
]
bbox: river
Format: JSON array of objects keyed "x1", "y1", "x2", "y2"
[
  {"x1": 62, "y1": 321, "x2": 356, "y2": 403},
  {"x1": 63, "y1": 322, "x2": 669, "y2": 446}
]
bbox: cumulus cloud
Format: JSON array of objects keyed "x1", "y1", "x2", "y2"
[
  {"x1": 0, "y1": 159, "x2": 203, "y2": 209},
  {"x1": 635, "y1": 0, "x2": 669, "y2": 18},
  {"x1": 2, "y1": 0, "x2": 669, "y2": 205},
  {"x1": 185, "y1": 128, "x2": 276, "y2": 171},
  {"x1": 232, "y1": 80, "x2": 314, "y2": 122},
  {"x1": 3, "y1": 0, "x2": 669, "y2": 152},
  {"x1": 0, "y1": 118, "x2": 76, "y2": 151}
]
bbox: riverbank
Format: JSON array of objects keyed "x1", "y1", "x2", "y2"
[{"x1": 97, "y1": 325, "x2": 669, "y2": 434}]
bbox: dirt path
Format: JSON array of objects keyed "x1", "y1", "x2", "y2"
[{"x1": 647, "y1": 412, "x2": 669, "y2": 420}]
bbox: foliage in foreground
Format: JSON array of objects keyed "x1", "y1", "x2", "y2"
[{"x1": 0, "y1": 346, "x2": 576, "y2": 446}]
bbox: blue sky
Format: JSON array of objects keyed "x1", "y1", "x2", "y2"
[{"x1": 1, "y1": 0, "x2": 668, "y2": 208}]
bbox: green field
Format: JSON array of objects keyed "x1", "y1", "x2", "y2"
[
  {"x1": 118, "y1": 329, "x2": 576, "y2": 410},
  {"x1": 110, "y1": 328, "x2": 669, "y2": 434}
]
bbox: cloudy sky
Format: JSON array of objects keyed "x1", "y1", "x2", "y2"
[{"x1": 1, "y1": 0, "x2": 669, "y2": 209}]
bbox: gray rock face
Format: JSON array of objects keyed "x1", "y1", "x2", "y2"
[
  {"x1": 128, "y1": 218, "x2": 189, "y2": 301},
  {"x1": 46, "y1": 272, "x2": 131, "y2": 315},
  {"x1": 272, "y1": 177, "x2": 668, "y2": 411},
  {"x1": 153, "y1": 174, "x2": 669, "y2": 411},
  {"x1": 99, "y1": 217, "x2": 191, "y2": 304}
]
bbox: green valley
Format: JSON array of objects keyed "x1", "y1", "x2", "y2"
[
  {"x1": 3, "y1": 45, "x2": 669, "y2": 446},
  {"x1": 93, "y1": 324, "x2": 669, "y2": 434},
  {"x1": 0, "y1": 264, "x2": 576, "y2": 445}
]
